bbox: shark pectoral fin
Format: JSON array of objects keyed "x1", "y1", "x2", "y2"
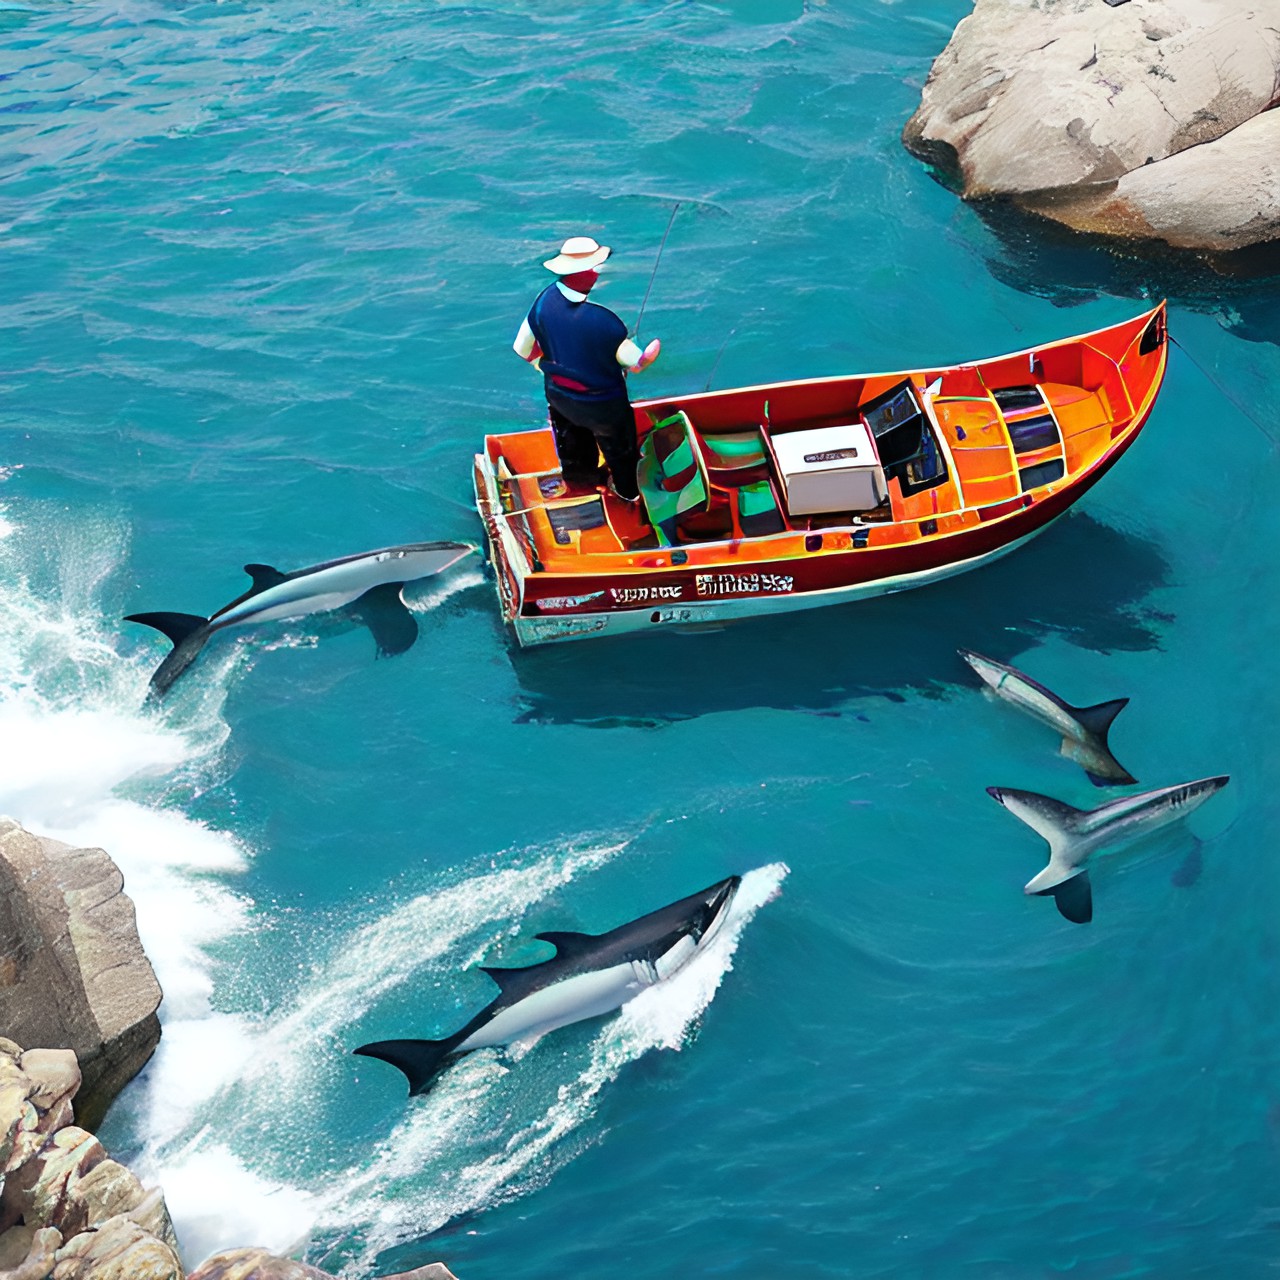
[
  {"x1": 533, "y1": 930, "x2": 598, "y2": 959},
  {"x1": 124, "y1": 612, "x2": 209, "y2": 649},
  {"x1": 1034, "y1": 871, "x2": 1093, "y2": 924},
  {"x1": 353, "y1": 1037, "x2": 458, "y2": 1096},
  {"x1": 1084, "y1": 765, "x2": 1138, "y2": 788},
  {"x1": 1171, "y1": 840, "x2": 1204, "y2": 889},
  {"x1": 243, "y1": 563, "x2": 287, "y2": 592},
  {"x1": 350, "y1": 582, "x2": 418, "y2": 657},
  {"x1": 479, "y1": 965, "x2": 531, "y2": 993}
]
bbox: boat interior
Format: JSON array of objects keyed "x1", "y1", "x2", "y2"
[{"x1": 480, "y1": 308, "x2": 1165, "y2": 571}]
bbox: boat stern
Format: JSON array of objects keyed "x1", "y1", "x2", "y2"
[{"x1": 472, "y1": 448, "x2": 527, "y2": 627}]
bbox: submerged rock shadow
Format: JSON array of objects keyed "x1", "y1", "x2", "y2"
[
  {"x1": 511, "y1": 512, "x2": 1170, "y2": 727},
  {"x1": 966, "y1": 202, "x2": 1280, "y2": 350}
]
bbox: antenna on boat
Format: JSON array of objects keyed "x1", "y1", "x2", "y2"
[{"x1": 632, "y1": 202, "x2": 681, "y2": 340}]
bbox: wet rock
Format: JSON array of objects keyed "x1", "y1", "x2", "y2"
[
  {"x1": 53, "y1": 1215, "x2": 181, "y2": 1280},
  {"x1": 903, "y1": 0, "x2": 1280, "y2": 249},
  {"x1": 0, "y1": 821, "x2": 162, "y2": 1130}
]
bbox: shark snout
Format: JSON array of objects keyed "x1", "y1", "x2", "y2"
[
  {"x1": 985, "y1": 786, "x2": 1009, "y2": 807},
  {"x1": 694, "y1": 876, "x2": 740, "y2": 940}
]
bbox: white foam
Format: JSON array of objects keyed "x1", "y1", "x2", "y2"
[
  {"x1": 0, "y1": 514, "x2": 248, "y2": 1031},
  {"x1": 148, "y1": 1145, "x2": 320, "y2": 1270},
  {"x1": 130, "y1": 836, "x2": 632, "y2": 1261}
]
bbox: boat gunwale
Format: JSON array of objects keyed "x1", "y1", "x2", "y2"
[{"x1": 477, "y1": 303, "x2": 1167, "y2": 588}]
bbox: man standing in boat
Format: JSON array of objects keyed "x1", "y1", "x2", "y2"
[{"x1": 513, "y1": 235, "x2": 661, "y2": 502}]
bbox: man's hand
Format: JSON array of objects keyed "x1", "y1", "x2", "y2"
[{"x1": 632, "y1": 337, "x2": 661, "y2": 371}]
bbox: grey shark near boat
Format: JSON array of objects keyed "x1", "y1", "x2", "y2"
[
  {"x1": 355, "y1": 875, "x2": 740, "y2": 1096},
  {"x1": 987, "y1": 776, "x2": 1230, "y2": 923},
  {"x1": 960, "y1": 648, "x2": 1136, "y2": 787},
  {"x1": 125, "y1": 540, "x2": 474, "y2": 698}
]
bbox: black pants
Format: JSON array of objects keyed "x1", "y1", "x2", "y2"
[{"x1": 547, "y1": 390, "x2": 640, "y2": 500}]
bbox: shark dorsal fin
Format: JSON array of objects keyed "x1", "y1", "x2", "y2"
[
  {"x1": 243, "y1": 563, "x2": 287, "y2": 592},
  {"x1": 1071, "y1": 697, "x2": 1129, "y2": 738},
  {"x1": 534, "y1": 930, "x2": 597, "y2": 959}
]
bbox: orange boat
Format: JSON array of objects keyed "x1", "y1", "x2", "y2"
[{"x1": 473, "y1": 304, "x2": 1167, "y2": 646}]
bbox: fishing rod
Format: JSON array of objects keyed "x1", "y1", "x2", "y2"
[{"x1": 631, "y1": 201, "x2": 681, "y2": 340}]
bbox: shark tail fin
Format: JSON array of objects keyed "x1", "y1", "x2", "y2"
[
  {"x1": 353, "y1": 1037, "x2": 460, "y2": 1096},
  {"x1": 1032, "y1": 870, "x2": 1093, "y2": 924},
  {"x1": 124, "y1": 611, "x2": 209, "y2": 649},
  {"x1": 1065, "y1": 697, "x2": 1137, "y2": 787}
]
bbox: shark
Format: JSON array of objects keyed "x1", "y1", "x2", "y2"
[
  {"x1": 959, "y1": 648, "x2": 1136, "y2": 786},
  {"x1": 125, "y1": 540, "x2": 474, "y2": 698},
  {"x1": 355, "y1": 875, "x2": 741, "y2": 1096},
  {"x1": 986, "y1": 775, "x2": 1230, "y2": 923}
]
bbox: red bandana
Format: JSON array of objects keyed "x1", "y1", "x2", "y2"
[{"x1": 560, "y1": 269, "x2": 599, "y2": 294}]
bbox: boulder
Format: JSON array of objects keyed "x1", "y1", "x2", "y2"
[
  {"x1": 187, "y1": 1252, "x2": 459, "y2": 1280},
  {"x1": 0, "y1": 1226, "x2": 61, "y2": 1280},
  {"x1": 0, "y1": 821, "x2": 162, "y2": 1130},
  {"x1": 903, "y1": 0, "x2": 1280, "y2": 250},
  {"x1": 53, "y1": 1215, "x2": 181, "y2": 1280},
  {"x1": 0, "y1": 1044, "x2": 180, "y2": 1280}
]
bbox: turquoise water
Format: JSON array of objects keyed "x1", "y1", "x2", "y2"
[{"x1": 2, "y1": 1, "x2": 1279, "y2": 1276}]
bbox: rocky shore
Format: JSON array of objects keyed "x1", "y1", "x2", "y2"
[
  {"x1": 0, "y1": 822, "x2": 456, "y2": 1279},
  {"x1": 903, "y1": 0, "x2": 1280, "y2": 252},
  {"x1": 0, "y1": 820, "x2": 162, "y2": 1133}
]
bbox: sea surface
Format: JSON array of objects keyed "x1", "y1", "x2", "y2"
[{"x1": 2, "y1": 1, "x2": 1279, "y2": 1277}]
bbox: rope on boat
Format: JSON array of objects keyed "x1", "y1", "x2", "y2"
[{"x1": 1169, "y1": 333, "x2": 1278, "y2": 450}]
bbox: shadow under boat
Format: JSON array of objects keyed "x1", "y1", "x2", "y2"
[{"x1": 507, "y1": 510, "x2": 1169, "y2": 728}]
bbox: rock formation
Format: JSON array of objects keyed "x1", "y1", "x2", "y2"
[
  {"x1": 0, "y1": 820, "x2": 162, "y2": 1131},
  {"x1": 0, "y1": 1040, "x2": 459, "y2": 1280},
  {"x1": 902, "y1": 0, "x2": 1280, "y2": 251},
  {"x1": 0, "y1": 1037, "x2": 183, "y2": 1279}
]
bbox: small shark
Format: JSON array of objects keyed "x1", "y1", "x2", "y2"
[
  {"x1": 987, "y1": 776, "x2": 1230, "y2": 923},
  {"x1": 355, "y1": 875, "x2": 740, "y2": 1096},
  {"x1": 959, "y1": 648, "x2": 1136, "y2": 786},
  {"x1": 125, "y1": 540, "x2": 473, "y2": 698}
]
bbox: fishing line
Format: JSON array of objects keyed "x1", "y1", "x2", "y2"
[
  {"x1": 703, "y1": 325, "x2": 738, "y2": 393},
  {"x1": 631, "y1": 202, "x2": 681, "y2": 340},
  {"x1": 1169, "y1": 333, "x2": 1278, "y2": 450}
]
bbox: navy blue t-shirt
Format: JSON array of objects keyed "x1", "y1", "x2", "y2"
[{"x1": 527, "y1": 284, "x2": 628, "y2": 403}]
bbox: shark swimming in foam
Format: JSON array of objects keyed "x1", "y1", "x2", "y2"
[
  {"x1": 355, "y1": 875, "x2": 741, "y2": 1096},
  {"x1": 125, "y1": 540, "x2": 474, "y2": 698},
  {"x1": 987, "y1": 776, "x2": 1230, "y2": 923},
  {"x1": 959, "y1": 648, "x2": 1136, "y2": 787}
]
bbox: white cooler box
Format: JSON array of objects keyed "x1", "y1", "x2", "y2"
[{"x1": 772, "y1": 422, "x2": 885, "y2": 516}]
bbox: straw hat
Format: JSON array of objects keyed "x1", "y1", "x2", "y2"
[{"x1": 543, "y1": 235, "x2": 611, "y2": 275}]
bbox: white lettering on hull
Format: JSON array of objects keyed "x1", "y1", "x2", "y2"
[
  {"x1": 695, "y1": 572, "x2": 794, "y2": 597},
  {"x1": 609, "y1": 585, "x2": 684, "y2": 605}
]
